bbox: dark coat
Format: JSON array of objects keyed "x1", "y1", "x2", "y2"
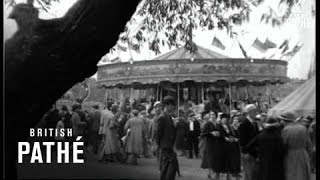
[
  {"x1": 229, "y1": 125, "x2": 241, "y2": 174},
  {"x1": 175, "y1": 119, "x2": 189, "y2": 150},
  {"x1": 156, "y1": 112, "x2": 177, "y2": 149},
  {"x1": 239, "y1": 118, "x2": 259, "y2": 157},
  {"x1": 245, "y1": 125, "x2": 285, "y2": 180},
  {"x1": 201, "y1": 121, "x2": 225, "y2": 172},
  {"x1": 44, "y1": 109, "x2": 61, "y2": 129},
  {"x1": 219, "y1": 124, "x2": 241, "y2": 174},
  {"x1": 187, "y1": 120, "x2": 201, "y2": 149}
]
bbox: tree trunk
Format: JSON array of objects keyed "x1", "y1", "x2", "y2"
[{"x1": 4, "y1": 0, "x2": 140, "y2": 178}]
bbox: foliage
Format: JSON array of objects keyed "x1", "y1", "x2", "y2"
[
  {"x1": 5, "y1": 0, "x2": 300, "y2": 54},
  {"x1": 120, "y1": 0, "x2": 299, "y2": 54}
]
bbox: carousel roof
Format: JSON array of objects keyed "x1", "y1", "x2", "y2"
[
  {"x1": 97, "y1": 44, "x2": 288, "y2": 88},
  {"x1": 153, "y1": 45, "x2": 229, "y2": 60}
]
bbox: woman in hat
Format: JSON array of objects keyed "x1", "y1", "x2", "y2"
[
  {"x1": 201, "y1": 111, "x2": 224, "y2": 180},
  {"x1": 245, "y1": 117, "x2": 285, "y2": 180},
  {"x1": 229, "y1": 115, "x2": 242, "y2": 180}
]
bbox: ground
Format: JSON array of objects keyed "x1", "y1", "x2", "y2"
[{"x1": 18, "y1": 152, "x2": 315, "y2": 179}]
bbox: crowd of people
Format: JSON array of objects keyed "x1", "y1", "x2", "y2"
[{"x1": 40, "y1": 96, "x2": 316, "y2": 180}]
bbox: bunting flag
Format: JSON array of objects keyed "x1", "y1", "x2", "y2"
[
  {"x1": 264, "y1": 38, "x2": 277, "y2": 49},
  {"x1": 238, "y1": 41, "x2": 248, "y2": 58},
  {"x1": 281, "y1": 44, "x2": 289, "y2": 54},
  {"x1": 282, "y1": 44, "x2": 303, "y2": 61},
  {"x1": 269, "y1": 53, "x2": 276, "y2": 59},
  {"x1": 212, "y1": 36, "x2": 226, "y2": 50},
  {"x1": 117, "y1": 44, "x2": 127, "y2": 51},
  {"x1": 278, "y1": 39, "x2": 289, "y2": 53},
  {"x1": 284, "y1": 44, "x2": 303, "y2": 57},
  {"x1": 251, "y1": 38, "x2": 268, "y2": 52},
  {"x1": 279, "y1": 39, "x2": 289, "y2": 49}
]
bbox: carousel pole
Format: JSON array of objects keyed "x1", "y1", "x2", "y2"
[
  {"x1": 177, "y1": 83, "x2": 180, "y2": 118},
  {"x1": 201, "y1": 82, "x2": 204, "y2": 103},
  {"x1": 160, "y1": 86, "x2": 163, "y2": 102},
  {"x1": 229, "y1": 82, "x2": 232, "y2": 113},
  {"x1": 156, "y1": 85, "x2": 159, "y2": 101}
]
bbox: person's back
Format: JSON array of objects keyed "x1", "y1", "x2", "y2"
[
  {"x1": 90, "y1": 110, "x2": 101, "y2": 133},
  {"x1": 62, "y1": 112, "x2": 73, "y2": 129},
  {"x1": 282, "y1": 123, "x2": 310, "y2": 150},
  {"x1": 282, "y1": 121, "x2": 312, "y2": 180}
]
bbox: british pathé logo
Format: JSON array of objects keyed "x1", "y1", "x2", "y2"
[{"x1": 18, "y1": 128, "x2": 84, "y2": 163}]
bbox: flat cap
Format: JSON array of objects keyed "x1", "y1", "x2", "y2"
[{"x1": 163, "y1": 96, "x2": 176, "y2": 105}]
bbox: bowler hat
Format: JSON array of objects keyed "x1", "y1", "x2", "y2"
[{"x1": 278, "y1": 111, "x2": 296, "y2": 122}]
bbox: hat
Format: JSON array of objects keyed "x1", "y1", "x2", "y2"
[
  {"x1": 188, "y1": 112, "x2": 195, "y2": 117},
  {"x1": 265, "y1": 117, "x2": 278, "y2": 124},
  {"x1": 92, "y1": 104, "x2": 99, "y2": 109},
  {"x1": 154, "y1": 101, "x2": 162, "y2": 107},
  {"x1": 221, "y1": 113, "x2": 230, "y2": 119},
  {"x1": 260, "y1": 113, "x2": 267, "y2": 116},
  {"x1": 61, "y1": 105, "x2": 68, "y2": 111},
  {"x1": 245, "y1": 104, "x2": 256, "y2": 113},
  {"x1": 132, "y1": 109, "x2": 139, "y2": 116},
  {"x1": 278, "y1": 111, "x2": 296, "y2": 122},
  {"x1": 230, "y1": 110, "x2": 238, "y2": 114},
  {"x1": 110, "y1": 104, "x2": 118, "y2": 111},
  {"x1": 163, "y1": 96, "x2": 176, "y2": 105}
]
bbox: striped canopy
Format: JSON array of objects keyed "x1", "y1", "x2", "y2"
[{"x1": 268, "y1": 76, "x2": 315, "y2": 118}]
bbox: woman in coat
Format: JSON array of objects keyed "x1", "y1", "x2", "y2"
[
  {"x1": 124, "y1": 109, "x2": 146, "y2": 165},
  {"x1": 229, "y1": 115, "x2": 242, "y2": 179},
  {"x1": 201, "y1": 111, "x2": 224, "y2": 180},
  {"x1": 245, "y1": 117, "x2": 285, "y2": 180},
  {"x1": 198, "y1": 113, "x2": 210, "y2": 158},
  {"x1": 219, "y1": 114, "x2": 242, "y2": 180}
]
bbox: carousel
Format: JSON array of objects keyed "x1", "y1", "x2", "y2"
[{"x1": 96, "y1": 44, "x2": 288, "y2": 113}]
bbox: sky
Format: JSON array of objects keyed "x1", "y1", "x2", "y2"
[{"x1": 4, "y1": 0, "x2": 315, "y2": 79}]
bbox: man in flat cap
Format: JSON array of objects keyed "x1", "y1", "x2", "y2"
[
  {"x1": 238, "y1": 104, "x2": 260, "y2": 180},
  {"x1": 156, "y1": 96, "x2": 179, "y2": 180},
  {"x1": 280, "y1": 111, "x2": 312, "y2": 180}
]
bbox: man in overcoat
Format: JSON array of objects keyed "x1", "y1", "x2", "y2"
[
  {"x1": 280, "y1": 111, "x2": 312, "y2": 180},
  {"x1": 239, "y1": 104, "x2": 260, "y2": 180},
  {"x1": 156, "y1": 96, "x2": 179, "y2": 180}
]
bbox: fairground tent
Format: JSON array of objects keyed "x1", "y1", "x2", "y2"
[{"x1": 268, "y1": 76, "x2": 315, "y2": 118}]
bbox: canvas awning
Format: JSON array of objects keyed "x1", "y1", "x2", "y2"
[{"x1": 268, "y1": 76, "x2": 315, "y2": 118}]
